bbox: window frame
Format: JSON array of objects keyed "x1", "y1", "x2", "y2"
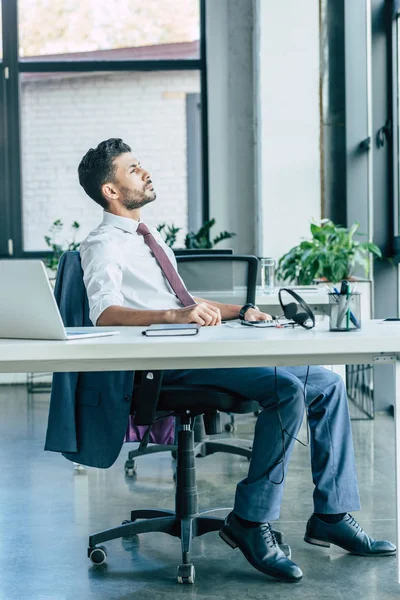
[
  {"x1": 392, "y1": 0, "x2": 400, "y2": 253},
  {"x1": 0, "y1": 0, "x2": 208, "y2": 258}
]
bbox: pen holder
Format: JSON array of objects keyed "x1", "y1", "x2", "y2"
[{"x1": 329, "y1": 292, "x2": 361, "y2": 332}]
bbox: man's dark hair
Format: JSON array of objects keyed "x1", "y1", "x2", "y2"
[{"x1": 78, "y1": 138, "x2": 131, "y2": 209}]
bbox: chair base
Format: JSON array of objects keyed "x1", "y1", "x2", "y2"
[
  {"x1": 88, "y1": 508, "x2": 289, "y2": 583},
  {"x1": 93, "y1": 422, "x2": 285, "y2": 584},
  {"x1": 193, "y1": 439, "x2": 252, "y2": 460}
]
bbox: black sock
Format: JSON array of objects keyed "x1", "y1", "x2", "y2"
[
  {"x1": 315, "y1": 512, "x2": 346, "y2": 524},
  {"x1": 235, "y1": 514, "x2": 263, "y2": 528}
]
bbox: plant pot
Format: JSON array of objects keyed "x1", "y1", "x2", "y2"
[{"x1": 314, "y1": 278, "x2": 372, "y2": 320}]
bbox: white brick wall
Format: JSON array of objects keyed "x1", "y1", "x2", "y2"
[{"x1": 20, "y1": 70, "x2": 200, "y2": 250}]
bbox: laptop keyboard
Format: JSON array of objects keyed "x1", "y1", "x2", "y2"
[{"x1": 65, "y1": 330, "x2": 91, "y2": 335}]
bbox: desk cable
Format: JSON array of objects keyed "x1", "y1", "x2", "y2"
[{"x1": 267, "y1": 366, "x2": 310, "y2": 485}]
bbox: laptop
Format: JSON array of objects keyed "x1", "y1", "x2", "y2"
[{"x1": 0, "y1": 260, "x2": 119, "y2": 340}]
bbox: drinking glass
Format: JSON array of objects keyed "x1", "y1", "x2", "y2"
[{"x1": 260, "y1": 257, "x2": 275, "y2": 294}]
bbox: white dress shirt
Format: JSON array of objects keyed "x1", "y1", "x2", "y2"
[{"x1": 80, "y1": 211, "x2": 183, "y2": 325}]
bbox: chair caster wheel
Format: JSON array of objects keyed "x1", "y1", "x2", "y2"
[
  {"x1": 224, "y1": 423, "x2": 236, "y2": 432},
  {"x1": 124, "y1": 459, "x2": 137, "y2": 476},
  {"x1": 88, "y1": 545, "x2": 107, "y2": 565},
  {"x1": 177, "y1": 563, "x2": 195, "y2": 584},
  {"x1": 73, "y1": 462, "x2": 85, "y2": 471}
]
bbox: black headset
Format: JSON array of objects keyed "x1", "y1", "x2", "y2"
[{"x1": 278, "y1": 288, "x2": 315, "y2": 330}]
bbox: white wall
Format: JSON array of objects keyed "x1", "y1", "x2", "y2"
[
  {"x1": 206, "y1": 0, "x2": 321, "y2": 259},
  {"x1": 254, "y1": 0, "x2": 321, "y2": 259},
  {"x1": 206, "y1": 0, "x2": 256, "y2": 255}
]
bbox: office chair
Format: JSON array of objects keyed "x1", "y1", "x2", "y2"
[
  {"x1": 124, "y1": 254, "x2": 259, "y2": 475},
  {"x1": 89, "y1": 370, "x2": 289, "y2": 584},
  {"x1": 173, "y1": 248, "x2": 233, "y2": 257}
]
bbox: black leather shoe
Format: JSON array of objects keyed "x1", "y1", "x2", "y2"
[
  {"x1": 219, "y1": 512, "x2": 303, "y2": 582},
  {"x1": 304, "y1": 514, "x2": 396, "y2": 556}
]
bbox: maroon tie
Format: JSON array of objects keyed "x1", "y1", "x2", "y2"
[{"x1": 137, "y1": 222, "x2": 196, "y2": 307}]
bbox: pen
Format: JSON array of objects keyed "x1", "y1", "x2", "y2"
[
  {"x1": 336, "y1": 281, "x2": 349, "y2": 328},
  {"x1": 332, "y1": 285, "x2": 360, "y2": 328}
]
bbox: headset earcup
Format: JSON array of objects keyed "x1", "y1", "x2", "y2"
[
  {"x1": 293, "y1": 312, "x2": 312, "y2": 327},
  {"x1": 284, "y1": 302, "x2": 298, "y2": 319}
]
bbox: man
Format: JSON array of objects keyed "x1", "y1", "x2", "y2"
[{"x1": 78, "y1": 138, "x2": 395, "y2": 583}]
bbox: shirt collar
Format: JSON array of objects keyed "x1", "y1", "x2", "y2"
[{"x1": 102, "y1": 211, "x2": 141, "y2": 235}]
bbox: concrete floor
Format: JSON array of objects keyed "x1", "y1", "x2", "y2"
[{"x1": 0, "y1": 384, "x2": 397, "y2": 600}]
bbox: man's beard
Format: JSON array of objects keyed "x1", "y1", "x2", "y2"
[{"x1": 120, "y1": 186, "x2": 156, "y2": 210}]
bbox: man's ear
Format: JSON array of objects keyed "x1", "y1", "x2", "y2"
[{"x1": 101, "y1": 182, "x2": 118, "y2": 203}]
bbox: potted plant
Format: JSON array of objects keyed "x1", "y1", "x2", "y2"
[
  {"x1": 275, "y1": 220, "x2": 382, "y2": 285},
  {"x1": 44, "y1": 219, "x2": 81, "y2": 279},
  {"x1": 157, "y1": 218, "x2": 236, "y2": 251}
]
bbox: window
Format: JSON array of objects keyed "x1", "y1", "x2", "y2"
[
  {"x1": 18, "y1": 0, "x2": 200, "y2": 58},
  {"x1": 20, "y1": 70, "x2": 201, "y2": 250},
  {"x1": 0, "y1": 0, "x2": 207, "y2": 258}
]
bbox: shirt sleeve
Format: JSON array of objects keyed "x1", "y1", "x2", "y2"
[{"x1": 80, "y1": 236, "x2": 125, "y2": 326}]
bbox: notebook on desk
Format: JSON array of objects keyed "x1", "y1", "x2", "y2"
[
  {"x1": 0, "y1": 260, "x2": 118, "y2": 340},
  {"x1": 142, "y1": 324, "x2": 200, "y2": 337}
]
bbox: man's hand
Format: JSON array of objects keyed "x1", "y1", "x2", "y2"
[
  {"x1": 167, "y1": 303, "x2": 222, "y2": 326},
  {"x1": 244, "y1": 308, "x2": 273, "y2": 322}
]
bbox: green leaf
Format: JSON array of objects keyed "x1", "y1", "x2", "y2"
[
  {"x1": 184, "y1": 218, "x2": 236, "y2": 249},
  {"x1": 276, "y1": 220, "x2": 382, "y2": 284},
  {"x1": 156, "y1": 223, "x2": 181, "y2": 247},
  {"x1": 44, "y1": 219, "x2": 82, "y2": 272},
  {"x1": 212, "y1": 231, "x2": 236, "y2": 246}
]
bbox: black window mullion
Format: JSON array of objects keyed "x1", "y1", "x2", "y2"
[
  {"x1": 0, "y1": 4, "x2": 5, "y2": 258},
  {"x1": 392, "y1": 3, "x2": 400, "y2": 255},
  {"x1": 199, "y1": 0, "x2": 209, "y2": 225},
  {"x1": 3, "y1": 0, "x2": 22, "y2": 257},
  {"x1": 19, "y1": 59, "x2": 202, "y2": 72},
  {"x1": 0, "y1": 63, "x2": 8, "y2": 257}
]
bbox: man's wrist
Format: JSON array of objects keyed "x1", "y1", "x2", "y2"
[
  {"x1": 239, "y1": 303, "x2": 259, "y2": 320},
  {"x1": 164, "y1": 309, "x2": 175, "y2": 324}
]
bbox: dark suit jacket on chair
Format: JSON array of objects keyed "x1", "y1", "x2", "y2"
[
  {"x1": 44, "y1": 251, "x2": 174, "y2": 468},
  {"x1": 44, "y1": 251, "x2": 135, "y2": 467}
]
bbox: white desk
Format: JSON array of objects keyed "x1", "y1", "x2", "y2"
[{"x1": 1, "y1": 320, "x2": 400, "y2": 580}]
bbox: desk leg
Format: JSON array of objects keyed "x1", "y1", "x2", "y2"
[{"x1": 395, "y1": 360, "x2": 400, "y2": 583}]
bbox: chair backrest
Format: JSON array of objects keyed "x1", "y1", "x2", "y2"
[
  {"x1": 54, "y1": 250, "x2": 91, "y2": 327},
  {"x1": 176, "y1": 254, "x2": 258, "y2": 305}
]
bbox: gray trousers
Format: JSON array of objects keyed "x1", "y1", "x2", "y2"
[{"x1": 163, "y1": 366, "x2": 361, "y2": 522}]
